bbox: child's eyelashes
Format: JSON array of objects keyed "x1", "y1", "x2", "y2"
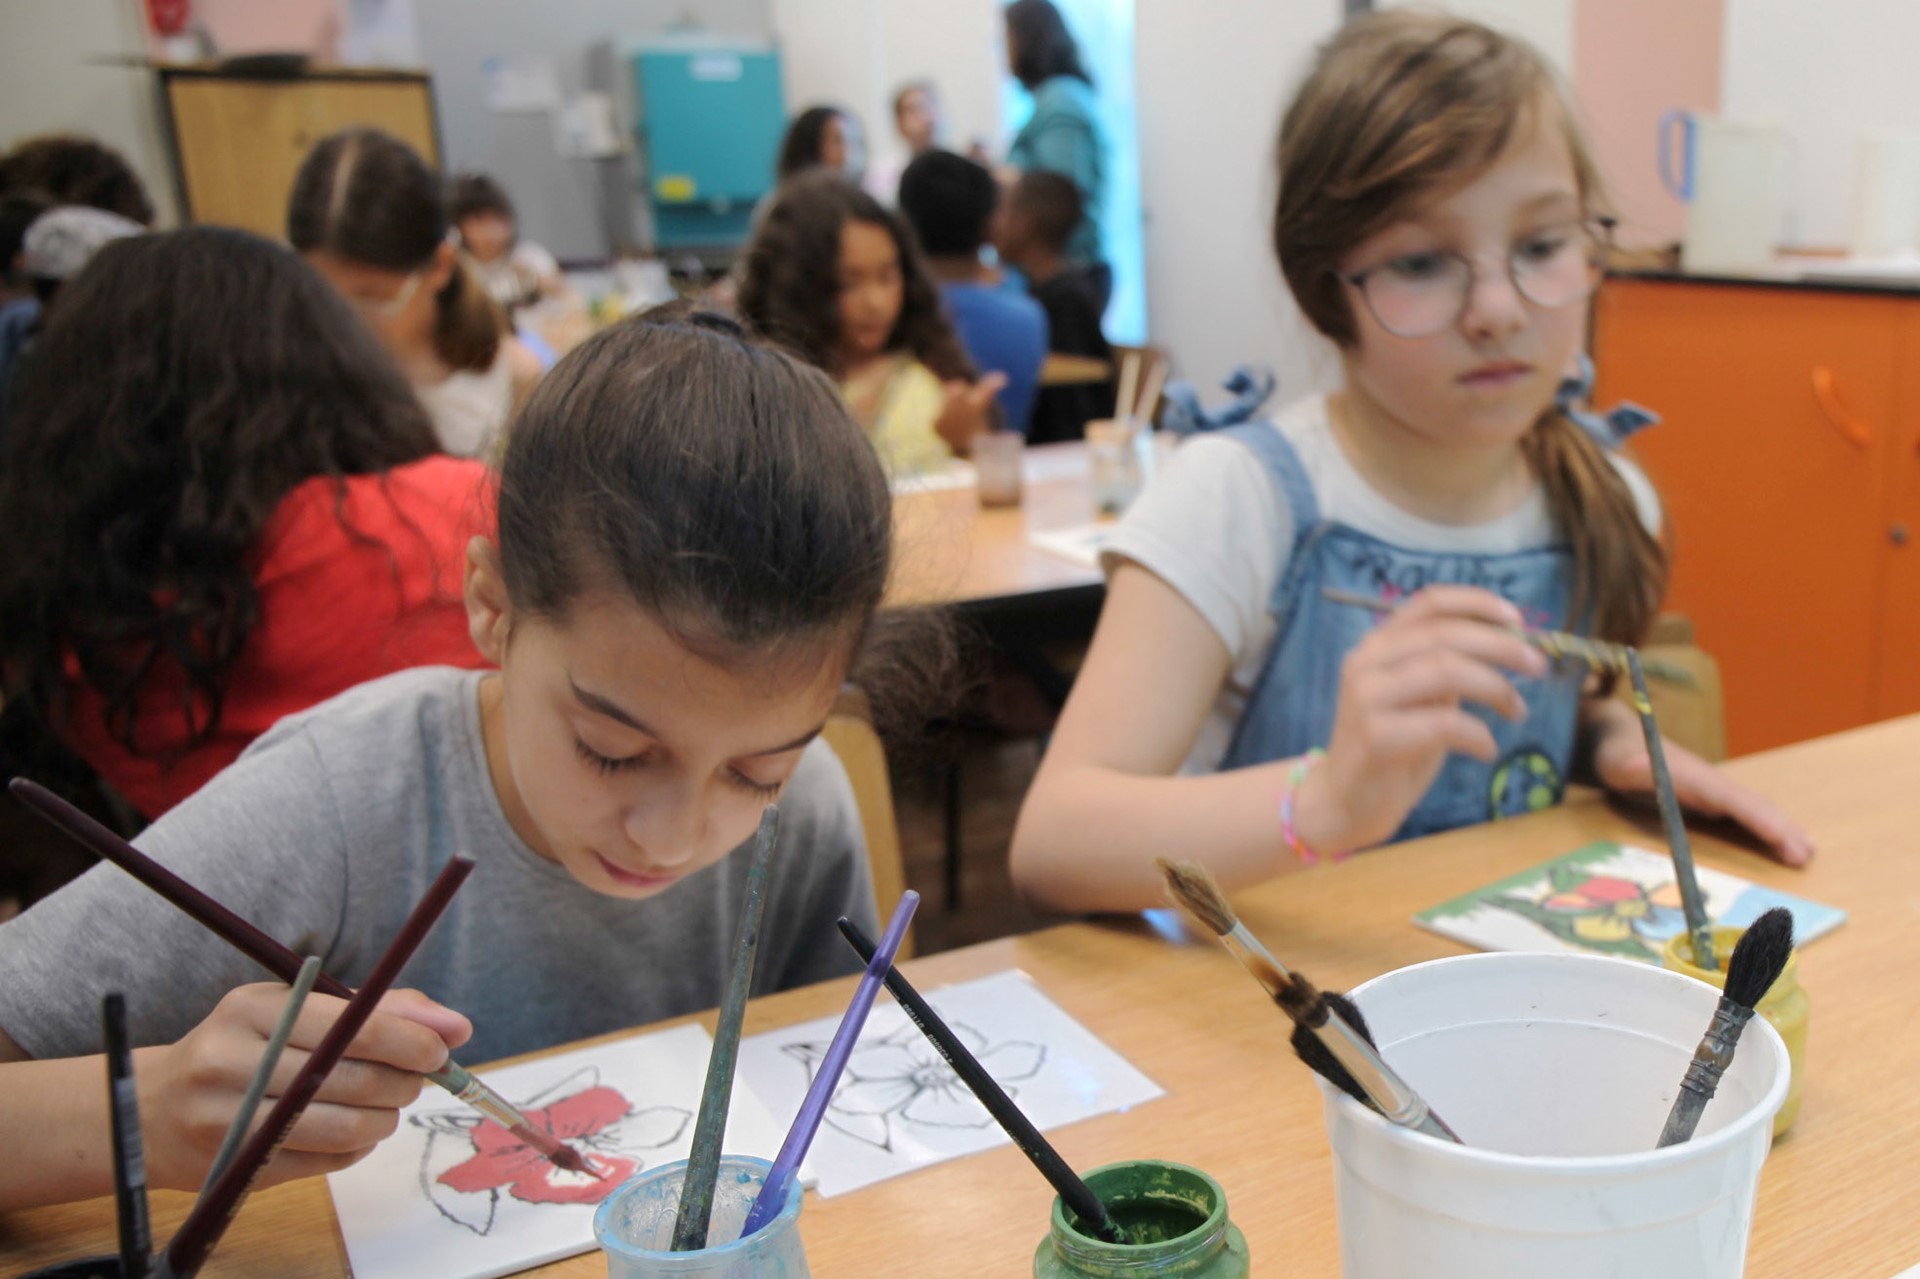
[
  {"x1": 726, "y1": 770, "x2": 784, "y2": 800},
  {"x1": 572, "y1": 736, "x2": 783, "y2": 798},
  {"x1": 574, "y1": 736, "x2": 643, "y2": 775}
]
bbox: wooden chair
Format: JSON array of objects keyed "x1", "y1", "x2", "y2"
[
  {"x1": 822, "y1": 687, "x2": 914, "y2": 959},
  {"x1": 1616, "y1": 614, "x2": 1728, "y2": 763}
]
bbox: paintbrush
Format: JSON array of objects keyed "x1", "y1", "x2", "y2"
[
  {"x1": 1656, "y1": 907, "x2": 1794, "y2": 1147},
  {"x1": 201, "y1": 956, "x2": 322, "y2": 1194},
  {"x1": 152, "y1": 856, "x2": 472, "y2": 1279},
  {"x1": 741, "y1": 890, "x2": 920, "y2": 1238},
  {"x1": 671, "y1": 805, "x2": 781, "y2": 1251},
  {"x1": 1320, "y1": 587, "x2": 1698, "y2": 688},
  {"x1": 103, "y1": 993, "x2": 152, "y2": 1279},
  {"x1": 1625, "y1": 651, "x2": 1717, "y2": 972},
  {"x1": 837, "y1": 917, "x2": 1129, "y2": 1245},
  {"x1": 8, "y1": 778, "x2": 601, "y2": 1179},
  {"x1": 1157, "y1": 858, "x2": 1461, "y2": 1143}
]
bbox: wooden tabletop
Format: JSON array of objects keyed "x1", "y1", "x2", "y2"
[
  {"x1": 8, "y1": 716, "x2": 1919, "y2": 1276},
  {"x1": 886, "y1": 442, "x2": 1121, "y2": 608}
]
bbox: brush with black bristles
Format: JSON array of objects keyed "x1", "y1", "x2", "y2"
[
  {"x1": 1655, "y1": 906, "x2": 1795, "y2": 1148},
  {"x1": 1157, "y1": 858, "x2": 1461, "y2": 1144}
]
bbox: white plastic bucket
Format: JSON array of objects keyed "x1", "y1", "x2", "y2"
[{"x1": 1319, "y1": 952, "x2": 1790, "y2": 1279}]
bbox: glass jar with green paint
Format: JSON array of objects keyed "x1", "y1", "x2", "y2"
[
  {"x1": 1663, "y1": 924, "x2": 1809, "y2": 1136},
  {"x1": 1032, "y1": 1159, "x2": 1249, "y2": 1279}
]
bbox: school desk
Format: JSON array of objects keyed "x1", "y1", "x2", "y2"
[
  {"x1": 886, "y1": 441, "x2": 1108, "y2": 610},
  {"x1": 4, "y1": 714, "x2": 1914, "y2": 1277},
  {"x1": 1040, "y1": 354, "x2": 1115, "y2": 387}
]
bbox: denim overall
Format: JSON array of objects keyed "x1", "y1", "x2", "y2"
[{"x1": 1214, "y1": 423, "x2": 1581, "y2": 842}]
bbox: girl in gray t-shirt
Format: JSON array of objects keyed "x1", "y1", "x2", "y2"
[{"x1": 0, "y1": 305, "x2": 909, "y2": 1213}]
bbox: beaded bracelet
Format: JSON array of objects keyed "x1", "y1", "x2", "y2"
[{"x1": 1279, "y1": 747, "x2": 1349, "y2": 867}]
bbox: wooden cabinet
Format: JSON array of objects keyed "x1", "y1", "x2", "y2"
[
  {"x1": 160, "y1": 66, "x2": 439, "y2": 238},
  {"x1": 1593, "y1": 276, "x2": 1920, "y2": 754}
]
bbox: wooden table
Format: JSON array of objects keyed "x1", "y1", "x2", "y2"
[
  {"x1": 886, "y1": 443, "x2": 1108, "y2": 609},
  {"x1": 8, "y1": 716, "x2": 1919, "y2": 1276}
]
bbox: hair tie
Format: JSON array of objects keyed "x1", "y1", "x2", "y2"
[{"x1": 1556, "y1": 353, "x2": 1658, "y2": 448}]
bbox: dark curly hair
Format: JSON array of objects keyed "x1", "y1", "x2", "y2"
[
  {"x1": 0, "y1": 134, "x2": 156, "y2": 226},
  {"x1": 736, "y1": 171, "x2": 974, "y2": 383},
  {"x1": 0, "y1": 226, "x2": 440, "y2": 760}
]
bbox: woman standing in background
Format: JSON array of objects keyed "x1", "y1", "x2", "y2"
[{"x1": 1003, "y1": 0, "x2": 1110, "y2": 310}]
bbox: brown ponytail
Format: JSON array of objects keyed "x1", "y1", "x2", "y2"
[
  {"x1": 1521, "y1": 412, "x2": 1667, "y2": 644},
  {"x1": 432, "y1": 258, "x2": 504, "y2": 373}
]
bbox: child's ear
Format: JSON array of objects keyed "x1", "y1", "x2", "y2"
[{"x1": 464, "y1": 536, "x2": 513, "y2": 663}]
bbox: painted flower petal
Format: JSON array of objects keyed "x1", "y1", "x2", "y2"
[
  {"x1": 438, "y1": 1142, "x2": 533, "y2": 1194},
  {"x1": 507, "y1": 1154, "x2": 639, "y2": 1205},
  {"x1": 978, "y1": 1040, "x2": 1046, "y2": 1084},
  {"x1": 901, "y1": 1079, "x2": 993, "y2": 1128},
  {"x1": 830, "y1": 1074, "x2": 920, "y2": 1115},
  {"x1": 536, "y1": 1085, "x2": 632, "y2": 1140}
]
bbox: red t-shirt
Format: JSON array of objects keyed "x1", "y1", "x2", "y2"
[{"x1": 64, "y1": 455, "x2": 496, "y2": 817}]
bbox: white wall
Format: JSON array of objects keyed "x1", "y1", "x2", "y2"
[
  {"x1": 1720, "y1": 0, "x2": 1920, "y2": 250},
  {"x1": 0, "y1": 0, "x2": 178, "y2": 224},
  {"x1": 1134, "y1": 0, "x2": 1340, "y2": 399},
  {"x1": 1386, "y1": 0, "x2": 1573, "y2": 76},
  {"x1": 767, "y1": 0, "x2": 1005, "y2": 180}
]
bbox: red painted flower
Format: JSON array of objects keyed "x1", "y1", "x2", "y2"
[{"x1": 437, "y1": 1085, "x2": 640, "y2": 1205}]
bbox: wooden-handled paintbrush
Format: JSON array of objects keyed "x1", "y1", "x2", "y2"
[
  {"x1": 1321, "y1": 587, "x2": 1698, "y2": 688},
  {"x1": 1158, "y1": 858, "x2": 1461, "y2": 1143},
  {"x1": 1656, "y1": 907, "x2": 1794, "y2": 1147}
]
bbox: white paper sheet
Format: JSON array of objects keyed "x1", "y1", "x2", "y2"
[
  {"x1": 1028, "y1": 521, "x2": 1118, "y2": 568},
  {"x1": 734, "y1": 969, "x2": 1163, "y2": 1197},
  {"x1": 328, "y1": 1022, "x2": 796, "y2": 1279}
]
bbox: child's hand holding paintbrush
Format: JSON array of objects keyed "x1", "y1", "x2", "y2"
[
  {"x1": 134, "y1": 983, "x2": 472, "y2": 1192},
  {"x1": 1294, "y1": 585, "x2": 1550, "y2": 856}
]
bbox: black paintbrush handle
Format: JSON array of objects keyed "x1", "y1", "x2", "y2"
[
  {"x1": 103, "y1": 994, "x2": 152, "y2": 1279},
  {"x1": 837, "y1": 919, "x2": 1127, "y2": 1245},
  {"x1": 1657, "y1": 998, "x2": 1755, "y2": 1147},
  {"x1": 1625, "y1": 652, "x2": 1716, "y2": 971}
]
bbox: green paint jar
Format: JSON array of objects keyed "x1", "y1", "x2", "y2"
[
  {"x1": 1032, "y1": 1160, "x2": 1249, "y2": 1279},
  {"x1": 1663, "y1": 925, "x2": 1809, "y2": 1137}
]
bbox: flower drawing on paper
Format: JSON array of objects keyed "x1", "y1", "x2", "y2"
[
  {"x1": 783, "y1": 1020, "x2": 1046, "y2": 1152},
  {"x1": 1486, "y1": 868, "x2": 1687, "y2": 960},
  {"x1": 412, "y1": 1066, "x2": 690, "y2": 1236}
]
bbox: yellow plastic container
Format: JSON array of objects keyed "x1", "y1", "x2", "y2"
[{"x1": 1663, "y1": 925, "x2": 1808, "y2": 1137}]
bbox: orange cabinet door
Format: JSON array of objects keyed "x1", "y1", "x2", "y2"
[
  {"x1": 1593, "y1": 278, "x2": 1897, "y2": 754},
  {"x1": 1874, "y1": 305, "x2": 1920, "y2": 721}
]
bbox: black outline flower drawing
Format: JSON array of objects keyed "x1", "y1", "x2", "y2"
[{"x1": 783, "y1": 1021, "x2": 1046, "y2": 1152}]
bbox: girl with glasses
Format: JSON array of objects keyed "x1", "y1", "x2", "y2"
[{"x1": 1010, "y1": 12, "x2": 1812, "y2": 913}]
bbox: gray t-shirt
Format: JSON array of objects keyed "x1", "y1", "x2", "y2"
[{"x1": 0, "y1": 667, "x2": 876, "y2": 1066}]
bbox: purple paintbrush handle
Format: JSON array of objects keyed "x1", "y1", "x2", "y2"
[{"x1": 741, "y1": 890, "x2": 919, "y2": 1237}]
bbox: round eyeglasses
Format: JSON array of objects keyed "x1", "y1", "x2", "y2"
[{"x1": 1342, "y1": 217, "x2": 1615, "y2": 339}]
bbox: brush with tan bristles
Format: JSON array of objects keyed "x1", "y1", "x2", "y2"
[{"x1": 1157, "y1": 858, "x2": 1461, "y2": 1144}]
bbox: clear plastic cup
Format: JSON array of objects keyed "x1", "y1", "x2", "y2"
[{"x1": 593, "y1": 1155, "x2": 808, "y2": 1279}]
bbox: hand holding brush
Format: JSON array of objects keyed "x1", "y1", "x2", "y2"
[
  {"x1": 1158, "y1": 858, "x2": 1460, "y2": 1143},
  {"x1": 1657, "y1": 907, "x2": 1794, "y2": 1148}
]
